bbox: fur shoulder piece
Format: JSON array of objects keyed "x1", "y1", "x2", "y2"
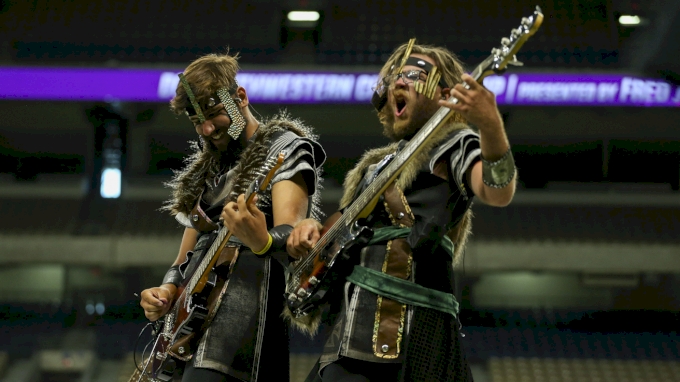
[
  {"x1": 340, "y1": 122, "x2": 470, "y2": 209},
  {"x1": 339, "y1": 122, "x2": 474, "y2": 265},
  {"x1": 162, "y1": 110, "x2": 322, "y2": 217}
]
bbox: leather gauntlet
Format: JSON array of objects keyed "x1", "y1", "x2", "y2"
[
  {"x1": 269, "y1": 224, "x2": 294, "y2": 253},
  {"x1": 252, "y1": 224, "x2": 294, "y2": 256},
  {"x1": 162, "y1": 264, "x2": 183, "y2": 287}
]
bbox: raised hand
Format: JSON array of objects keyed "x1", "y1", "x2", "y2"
[{"x1": 439, "y1": 73, "x2": 504, "y2": 133}]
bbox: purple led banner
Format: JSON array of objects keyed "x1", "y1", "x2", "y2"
[
  {"x1": 481, "y1": 73, "x2": 680, "y2": 107},
  {"x1": 0, "y1": 67, "x2": 165, "y2": 101},
  {"x1": 158, "y1": 71, "x2": 379, "y2": 103},
  {"x1": 1, "y1": 67, "x2": 679, "y2": 107}
]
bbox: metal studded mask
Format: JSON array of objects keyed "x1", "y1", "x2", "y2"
[{"x1": 178, "y1": 73, "x2": 247, "y2": 141}]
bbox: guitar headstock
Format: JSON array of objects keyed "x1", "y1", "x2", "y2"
[
  {"x1": 473, "y1": 6, "x2": 544, "y2": 82},
  {"x1": 246, "y1": 151, "x2": 286, "y2": 203}
]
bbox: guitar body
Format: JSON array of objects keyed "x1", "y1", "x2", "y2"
[
  {"x1": 288, "y1": 218, "x2": 373, "y2": 317},
  {"x1": 134, "y1": 262, "x2": 217, "y2": 381}
]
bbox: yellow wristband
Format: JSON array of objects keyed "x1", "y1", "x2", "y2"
[{"x1": 252, "y1": 233, "x2": 273, "y2": 255}]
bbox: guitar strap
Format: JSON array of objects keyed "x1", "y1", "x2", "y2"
[
  {"x1": 189, "y1": 191, "x2": 220, "y2": 233},
  {"x1": 371, "y1": 182, "x2": 415, "y2": 359},
  {"x1": 189, "y1": 197, "x2": 240, "y2": 268},
  {"x1": 347, "y1": 141, "x2": 406, "y2": 209}
]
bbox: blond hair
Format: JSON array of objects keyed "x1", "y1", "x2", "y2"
[{"x1": 170, "y1": 51, "x2": 241, "y2": 115}]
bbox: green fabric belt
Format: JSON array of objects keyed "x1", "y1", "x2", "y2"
[
  {"x1": 366, "y1": 226, "x2": 455, "y2": 259},
  {"x1": 347, "y1": 266, "x2": 459, "y2": 318},
  {"x1": 347, "y1": 226, "x2": 459, "y2": 318},
  {"x1": 366, "y1": 226, "x2": 411, "y2": 245}
]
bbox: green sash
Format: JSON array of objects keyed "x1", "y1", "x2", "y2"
[
  {"x1": 346, "y1": 226, "x2": 459, "y2": 318},
  {"x1": 366, "y1": 226, "x2": 454, "y2": 258}
]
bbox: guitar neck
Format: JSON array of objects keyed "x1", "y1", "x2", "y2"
[
  {"x1": 185, "y1": 226, "x2": 232, "y2": 292},
  {"x1": 322, "y1": 68, "x2": 493, "y2": 244},
  {"x1": 338, "y1": 8, "x2": 543, "y2": 226},
  {"x1": 177, "y1": 153, "x2": 283, "y2": 299},
  {"x1": 345, "y1": 107, "x2": 451, "y2": 220},
  {"x1": 469, "y1": 58, "x2": 492, "y2": 82},
  {"x1": 182, "y1": 185, "x2": 258, "y2": 297}
]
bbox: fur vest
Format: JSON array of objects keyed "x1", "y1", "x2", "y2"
[
  {"x1": 339, "y1": 123, "x2": 474, "y2": 264},
  {"x1": 162, "y1": 111, "x2": 323, "y2": 221}
]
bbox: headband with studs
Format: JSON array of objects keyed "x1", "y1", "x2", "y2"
[
  {"x1": 371, "y1": 38, "x2": 416, "y2": 111},
  {"x1": 370, "y1": 38, "x2": 451, "y2": 109},
  {"x1": 178, "y1": 73, "x2": 205, "y2": 123}
]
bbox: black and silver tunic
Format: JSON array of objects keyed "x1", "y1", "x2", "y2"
[
  {"x1": 173, "y1": 122, "x2": 326, "y2": 381},
  {"x1": 317, "y1": 128, "x2": 480, "y2": 382}
]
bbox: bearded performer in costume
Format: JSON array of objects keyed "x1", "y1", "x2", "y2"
[
  {"x1": 287, "y1": 41, "x2": 516, "y2": 381},
  {"x1": 139, "y1": 51, "x2": 326, "y2": 382}
]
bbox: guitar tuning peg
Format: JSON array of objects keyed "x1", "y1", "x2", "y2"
[
  {"x1": 511, "y1": 28, "x2": 522, "y2": 38},
  {"x1": 507, "y1": 55, "x2": 524, "y2": 66},
  {"x1": 521, "y1": 17, "x2": 530, "y2": 26},
  {"x1": 501, "y1": 37, "x2": 511, "y2": 46}
]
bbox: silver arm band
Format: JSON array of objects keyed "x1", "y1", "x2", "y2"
[{"x1": 481, "y1": 148, "x2": 516, "y2": 189}]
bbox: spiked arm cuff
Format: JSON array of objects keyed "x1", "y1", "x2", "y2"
[{"x1": 162, "y1": 264, "x2": 183, "y2": 287}]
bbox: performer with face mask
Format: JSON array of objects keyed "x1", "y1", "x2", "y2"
[
  {"x1": 139, "y1": 51, "x2": 326, "y2": 382},
  {"x1": 287, "y1": 40, "x2": 516, "y2": 381}
]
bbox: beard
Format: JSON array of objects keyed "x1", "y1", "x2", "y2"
[{"x1": 381, "y1": 95, "x2": 441, "y2": 141}]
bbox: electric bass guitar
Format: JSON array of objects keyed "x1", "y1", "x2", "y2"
[
  {"x1": 285, "y1": 6, "x2": 544, "y2": 318},
  {"x1": 128, "y1": 151, "x2": 285, "y2": 382}
]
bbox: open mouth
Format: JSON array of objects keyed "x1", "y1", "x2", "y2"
[
  {"x1": 394, "y1": 96, "x2": 407, "y2": 117},
  {"x1": 211, "y1": 131, "x2": 224, "y2": 140}
]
